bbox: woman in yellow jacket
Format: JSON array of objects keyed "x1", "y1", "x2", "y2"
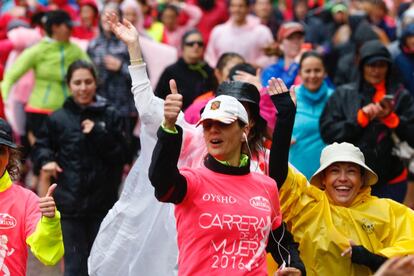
[{"x1": 266, "y1": 77, "x2": 414, "y2": 276}]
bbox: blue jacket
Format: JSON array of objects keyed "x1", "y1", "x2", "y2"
[
  {"x1": 261, "y1": 58, "x2": 299, "y2": 88},
  {"x1": 289, "y1": 81, "x2": 333, "y2": 179}
]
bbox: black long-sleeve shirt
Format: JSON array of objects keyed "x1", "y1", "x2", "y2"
[{"x1": 149, "y1": 125, "x2": 306, "y2": 274}]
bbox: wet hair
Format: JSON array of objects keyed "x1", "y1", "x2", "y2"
[
  {"x1": 299, "y1": 50, "x2": 326, "y2": 69},
  {"x1": 245, "y1": 104, "x2": 270, "y2": 156},
  {"x1": 7, "y1": 147, "x2": 23, "y2": 181},
  {"x1": 215, "y1": 52, "x2": 244, "y2": 71},
  {"x1": 66, "y1": 60, "x2": 98, "y2": 85},
  {"x1": 181, "y1": 28, "x2": 203, "y2": 49},
  {"x1": 228, "y1": 63, "x2": 256, "y2": 80},
  {"x1": 43, "y1": 10, "x2": 72, "y2": 37}
]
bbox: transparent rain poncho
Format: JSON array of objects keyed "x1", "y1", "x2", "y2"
[{"x1": 88, "y1": 64, "x2": 268, "y2": 275}]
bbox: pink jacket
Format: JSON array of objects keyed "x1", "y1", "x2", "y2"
[
  {"x1": 6, "y1": 27, "x2": 42, "y2": 103},
  {"x1": 205, "y1": 15, "x2": 275, "y2": 68}
]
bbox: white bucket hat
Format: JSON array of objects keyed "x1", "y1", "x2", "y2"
[
  {"x1": 310, "y1": 142, "x2": 378, "y2": 187},
  {"x1": 196, "y1": 95, "x2": 248, "y2": 127}
]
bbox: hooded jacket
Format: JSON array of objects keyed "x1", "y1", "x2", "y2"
[
  {"x1": 394, "y1": 24, "x2": 414, "y2": 96},
  {"x1": 32, "y1": 96, "x2": 127, "y2": 217},
  {"x1": 320, "y1": 41, "x2": 414, "y2": 186}
]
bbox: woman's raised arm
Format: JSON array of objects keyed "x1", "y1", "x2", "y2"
[{"x1": 267, "y1": 78, "x2": 297, "y2": 188}]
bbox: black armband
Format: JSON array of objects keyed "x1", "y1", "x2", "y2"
[
  {"x1": 266, "y1": 222, "x2": 306, "y2": 276},
  {"x1": 351, "y1": 245, "x2": 387, "y2": 272}
]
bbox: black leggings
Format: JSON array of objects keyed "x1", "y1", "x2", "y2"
[{"x1": 61, "y1": 216, "x2": 105, "y2": 276}]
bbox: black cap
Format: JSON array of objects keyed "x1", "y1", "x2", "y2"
[
  {"x1": 216, "y1": 81, "x2": 260, "y2": 106},
  {"x1": 0, "y1": 119, "x2": 17, "y2": 149}
]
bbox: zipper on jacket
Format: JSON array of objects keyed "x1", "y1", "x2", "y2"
[
  {"x1": 42, "y1": 83, "x2": 52, "y2": 104},
  {"x1": 60, "y1": 44, "x2": 69, "y2": 98}
]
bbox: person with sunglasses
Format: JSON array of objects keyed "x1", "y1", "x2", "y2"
[{"x1": 155, "y1": 29, "x2": 216, "y2": 111}]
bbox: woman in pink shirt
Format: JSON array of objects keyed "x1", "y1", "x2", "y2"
[
  {"x1": 0, "y1": 118, "x2": 63, "y2": 276},
  {"x1": 149, "y1": 91, "x2": 283, "y2": 275}
]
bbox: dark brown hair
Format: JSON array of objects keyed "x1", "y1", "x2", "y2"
[
  {"x1": 6, "y1": 147, "x2": 23, "y2": 181},
  {"x1": 66, "y1": 60, "x2": 98, "y2": 85}
]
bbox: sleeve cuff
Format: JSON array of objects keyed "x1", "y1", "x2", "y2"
[
  {"x1": 41, "y1": 209, "x2": 61, "y2": 223},
  {"x1": 128, "y1": 63, "x2": 148, "y2": 84},
  {"x1": 380, "y1": 112, "x2": 400, "y2": 128},
  {"x1": 161, "y1": 121, "x2": 178, "y2": 134},
  {"x1": 357, "y1": 109, "x2": 370, "y2": 128}
]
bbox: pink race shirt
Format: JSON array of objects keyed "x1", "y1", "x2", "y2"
[
  {"x1": 176, "y1": 166, "x2": 281, "y2": 275},
  {"x1": 0, "y1": 185, "x2": 40, "y2": 276}
]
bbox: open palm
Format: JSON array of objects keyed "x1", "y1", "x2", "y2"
[{"x1": 106, "y1": 12, "x2": 139, "y2": 46}]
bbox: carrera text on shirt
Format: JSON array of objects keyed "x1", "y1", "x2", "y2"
[{"x1": 175, "y1": 166, "x2": 281, "y2": 275}]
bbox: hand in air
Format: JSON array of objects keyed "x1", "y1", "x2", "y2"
[
  {"x1": 163, "y1": 79, "x2": 182, "y2": 130},
  {"x1": 106, "y1": 12, "x2": 139, "y2": 46},
  {"x1": 267, "y1": 77, "x2": 297, "y2": 107},
  {"x1": 39, "y1": 184, "x2": 57, "y2": 218}
]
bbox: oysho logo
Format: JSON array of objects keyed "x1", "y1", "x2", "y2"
[
  {"x1": 249, "y1": 196, "x2": 271, "y2": 212},
  {"x1": 0, "y1": 214, "x2": 16, "y2": 229},
  {"x1": 202, "y1": 193, "x2": 237, "y2": 204}
]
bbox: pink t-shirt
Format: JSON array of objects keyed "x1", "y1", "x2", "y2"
[
  {"x1": 0, "y1": 185, "x2": 40, "y2": 276},
  {"x1": 176, "y1": 166, "x2": 281, "y2": 275}
]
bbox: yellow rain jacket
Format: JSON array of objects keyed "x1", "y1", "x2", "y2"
[{"x1": 274, "y1": 165, "x2": 414, "y2": 276}]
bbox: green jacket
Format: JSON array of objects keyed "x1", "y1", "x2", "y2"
[{"x1": 1, "y1": 38, "x2": 89, "y2": 114}]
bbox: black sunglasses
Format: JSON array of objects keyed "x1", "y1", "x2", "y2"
[{"x1": 184, "y1": 41, "x2": 204, "y2": 47}]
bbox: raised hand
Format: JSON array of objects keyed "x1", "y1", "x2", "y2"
[
  {"x1": 39, "y1": 184, "x2": 57, "y2": 218},
  {"x1": 267, "y1": 77, "x2": 297, "y2": 106},
  {"x1": 41, "y1": 162, "x2": 63, "y2": 179},
  {"x1": 106, "y1": 12, "x2": 139, "y2": 46},
  {"x1": 233, "y1": 68, "x2": 262, "y2": 91},
  {"x1": 164, "y1": 79, "x2": 182, "y2": 130}
]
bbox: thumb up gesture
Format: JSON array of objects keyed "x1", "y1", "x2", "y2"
[
  {"x1": 163, "y1": 79, "x2": 182, "y2": 130},
  {"x1": 39, "y1": 184, "x2": 57, "y2": 218}
]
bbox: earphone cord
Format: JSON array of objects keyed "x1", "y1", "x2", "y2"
[{"x1": 245, "y1": 139, "x2": 291, "y2": 267}]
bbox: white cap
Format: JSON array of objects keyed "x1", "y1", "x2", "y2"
[
  {"x1": 310, "y1": 142, "x2": 378, "y2": 187},
  {"x1": 196, "y1": 95, "x2": 249, "y2": 127}
]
